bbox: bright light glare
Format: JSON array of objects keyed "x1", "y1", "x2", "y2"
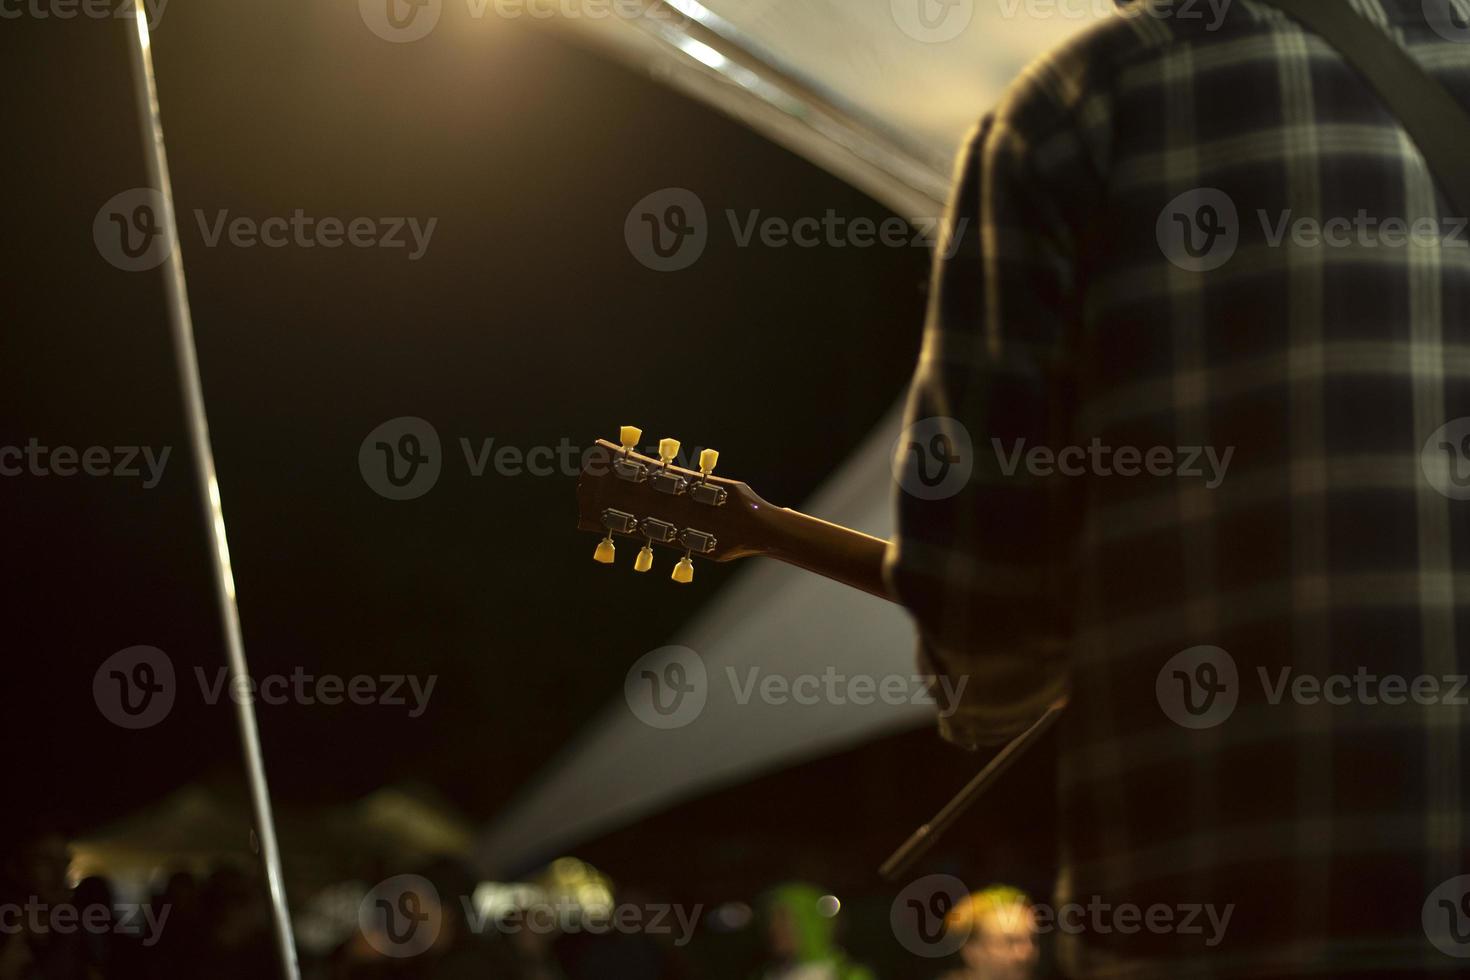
[
  {"x1": 663, "y1": 0, "x2": 717, "y2": 25},
  {"x1": 132, "y1": 0, "x2": 150, "y2": 50},
  {"x1": 208, "y1": 476, "x2": 238, "y2": 601},
  {"x1": 675, "y1": 36, "x2": 729, "y2": 72}
]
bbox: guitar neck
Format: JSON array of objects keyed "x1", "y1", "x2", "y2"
[
  {"x1": 576, "y1": 435, "x2": 893, "y2": 599},
  {"x1": 757, "y1": 507, "x2": 893, "y2": 602}
]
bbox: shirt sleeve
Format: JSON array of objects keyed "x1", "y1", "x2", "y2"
[{"x1": 884, "y1": 108, "x2": 1092, "y2": 749}]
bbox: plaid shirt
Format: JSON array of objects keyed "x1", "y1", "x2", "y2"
[{"x1": 886, "y1": 0, "x2": 1470, "y2": 976}]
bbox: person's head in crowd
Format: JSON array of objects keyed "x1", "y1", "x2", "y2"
[
  {"x1": 152, "y1": 868, "x2": 203, "y2": 945},
  {"x1": 73, "y1": 876, "x2": 118, "y2": 963},
  {"x1": 2, "y1": 825, "x2": 73, "y2": 907},
  {"x1": 159, "y1": 870, "x2": 199, "y2": 909},
  {"x1": 73, "y1": 875, "x2": 115, "y2": 920},
  {"x1": 420, "y1": 856, "x2": 479, "y2": 942},
  {"x1": 346, "y1": 864, "x2": 461, "y2": 967},
  {"x1": 759, "y1": 882, "x2": 872, "y2": 980},
  {"x1": 202, "y1": 864, "x2": 268, "y2": 949},
  {"x1": 946, "y1": 886, "x2": 1038, "y2": 980}
]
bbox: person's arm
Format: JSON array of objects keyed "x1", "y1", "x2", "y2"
[{"x1": 885, "y1": 100, "x2": 1098, "y2": 749}]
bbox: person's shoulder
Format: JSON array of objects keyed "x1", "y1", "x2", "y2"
[{"x1": 991, "y1": 0, "x2": 1280, "y2": 129}]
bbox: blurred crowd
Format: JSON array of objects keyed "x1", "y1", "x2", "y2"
[
  {"x1": 0, "y1": 829, "x2": 277, "y2": 980},
  {"x1": 1, "y1": 830, "x2": 1038, "y2": 980}
]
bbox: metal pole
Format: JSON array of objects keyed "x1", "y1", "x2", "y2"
[
  {"x1": 879, "y1": 697, "x2": 1068, "y2": 882},
  {"x1": 121, "y1": 6, "x2": 301, "y2": 977}
]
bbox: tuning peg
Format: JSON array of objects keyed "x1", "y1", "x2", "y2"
[
  {"x1": 594, "y1": 533, "x2": 616, "y2": 564},
  {"x1": 699, "y1": 448, "x2": 719, "y2": 477},
  {"x1": 658, "y1": 438, "x2": 680, "y2": 466},
  {"x1": 672, "y1": 555, "x2": 694, "y2": 584},
  {"x1": 634, "y1": 544, "x2": 654, "y2": 573},
  {"x1": 619, "y1": 426, "x2": 642, "y2": 452}
]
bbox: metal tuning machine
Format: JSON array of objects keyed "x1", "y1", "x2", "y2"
[
  {"x1": 688, "y1": 447, "x2": 727, "y2": 506},
  {"x1": 634, "y1": 517, "x2": 676, "y2": 574},
  {"x1": 613, "y1": 425, "x2": 648, "y2": 483},
  {"x1": 650, "y1": 437, "x2": 688, "y2": 495},
  {"x1": 593, "y1": 507, "x2": 637, "y2": 564}
]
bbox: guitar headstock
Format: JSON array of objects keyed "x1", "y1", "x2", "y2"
[{"x1": 576, "y1": 426, "x2": 774, "y2": 583}]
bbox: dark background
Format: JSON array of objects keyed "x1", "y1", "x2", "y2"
[{"x1": 3, "y1": 2, "x2": 1054, "y2": 974}]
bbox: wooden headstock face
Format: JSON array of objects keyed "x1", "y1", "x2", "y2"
[{"x1": 576, "y1": 429, "x2": 775, "y2": 581}]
